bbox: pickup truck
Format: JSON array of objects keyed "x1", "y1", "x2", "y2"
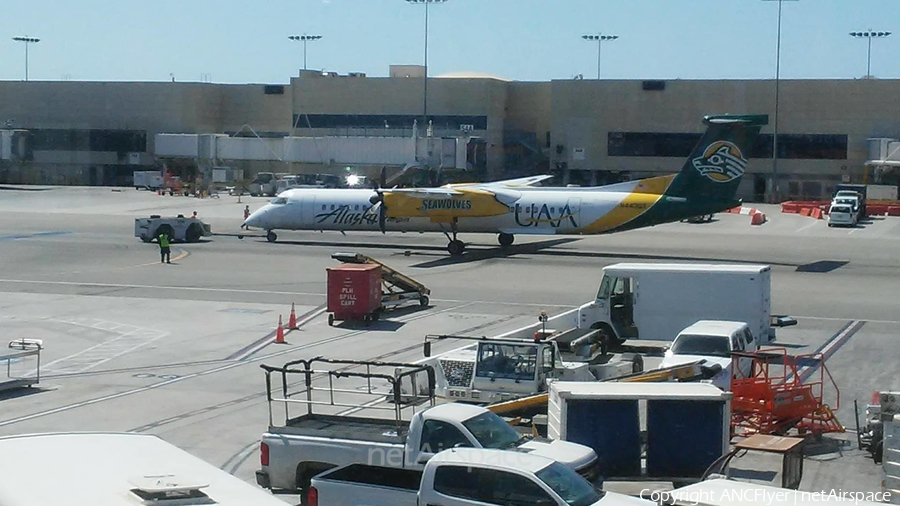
[
  {"x1": 308, "y1": 447, "x2": 653, "y2": 506},
  {"x1": 256, "y1": 358, "x2": 601, "y2": 495},
  {"x1": 258, "y1": 402, "x2": 601, "y2": 493}
]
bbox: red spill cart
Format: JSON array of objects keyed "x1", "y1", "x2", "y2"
[{"x1": 326, "y1": 263, "x2": 383, "y2": 326}]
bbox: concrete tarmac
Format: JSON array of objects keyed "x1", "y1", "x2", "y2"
[{"x1": 0, "y1": 187, "x2": 898, "y2": 502}]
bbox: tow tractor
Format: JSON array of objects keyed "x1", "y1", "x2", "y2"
[{"x1": 134, "y1": 214, "x2": 211, "y2": 243}]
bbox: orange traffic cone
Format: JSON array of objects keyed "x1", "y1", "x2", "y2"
[
  {"x1": 275, "y1": 315, "x2": 285, "y2": 344},
  {"x1": 288, "y1": 303, "x2": 297, "y2": 330}
]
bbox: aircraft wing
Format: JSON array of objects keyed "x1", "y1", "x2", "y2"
[
  {"x1": 476, "y1": 174, "x2": 554, "y2": 188},
  {"x1": 385, "y1": 187, "x2": 464, "y2": 197}
]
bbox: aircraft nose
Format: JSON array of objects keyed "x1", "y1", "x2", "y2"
[{"x1": 244, "y1": 207, "x2": 269, "y2": 229}]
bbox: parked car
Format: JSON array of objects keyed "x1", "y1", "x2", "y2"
[
  {"x1": 833, "y1": 195, "x2": 860, "y2": 216},
  {"x1": 658, "y1": 320, "x2": 758, "y2": 390},
  {"x1": 828, "y1": 203, "x2": 857, "y2": 227}
]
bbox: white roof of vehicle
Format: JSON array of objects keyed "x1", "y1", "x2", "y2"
[
  {"x1": 549, "y1": 381, "x2": 731, "y2": 401},
  {"x1": 430, "y1": 447, "x2": 552, "y2": 473},
  {"x1": 678, "y1": 320, "x2": 748, "y2": 337},
  {"x1": 425, "y1": 402, "x2": 488, "y2": 420},
  {"x1": 604, "y1": 263, "x2": 769, "y2": 275},
  {"x1": 0, "y1": 432, "x2": 288, "y2": 506}
]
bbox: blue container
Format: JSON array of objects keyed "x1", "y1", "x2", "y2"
[
  {"x1": 646, "y1": 399, "x2": 725, "y2": 478},
  {"x1": 564, "y1": 399, "x2": 641, "y2": 477}
]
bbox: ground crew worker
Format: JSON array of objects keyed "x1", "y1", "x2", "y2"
[
  {"x1": 158, "y1": 232, "x2": 171, "y2": 264},
  {"x1": 242, "y1": 205, "x2": 251, "y2": 229}
]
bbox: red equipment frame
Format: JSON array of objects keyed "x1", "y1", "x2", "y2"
[{"x1": 730, "y1": 347, "x2": 843, "y2": 437}]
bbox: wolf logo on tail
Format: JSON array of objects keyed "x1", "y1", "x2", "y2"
[{"x1": 692, "y1": 141, "x2": 748, "y2": 183}]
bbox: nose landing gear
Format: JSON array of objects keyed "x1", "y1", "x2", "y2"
[
  {"x1": 266, "y1": 230, "x2": 278, "y2": 243},
  {"x1": 443, "y1": 219, "x2": 466, "y2": 256}
]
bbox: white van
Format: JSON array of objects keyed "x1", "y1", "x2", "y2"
[
  {"x1": 828, "y1": 203, "x2": 856, "y2": 227},
  {"x1": 658, "y1": 320, "x2": 757, "y2": 390}
]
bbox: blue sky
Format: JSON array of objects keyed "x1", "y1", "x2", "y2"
[{"x1": 2, "y1": 0, "x2": 898, "y2": 83}]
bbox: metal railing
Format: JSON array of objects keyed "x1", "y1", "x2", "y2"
[{"x1": 260, "y1": 357, "x2": 436, "y2": 434}]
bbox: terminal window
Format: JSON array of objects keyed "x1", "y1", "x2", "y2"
[
  {"x1": 294, "y1": 114, "x2": 487, "y2": 131},
  {"x1": 31, "y1": 129, "x2": 147, "y2": 153},
  {"x1": 607, "y1": 132, "x2": 847, "y2": 160}
]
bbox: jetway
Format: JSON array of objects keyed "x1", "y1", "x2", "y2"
[{"x1": 154, "y1": 133, "x2": 469, "y2": 169}]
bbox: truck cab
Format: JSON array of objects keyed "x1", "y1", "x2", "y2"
[{"x1": 308, "y1": 448, "x2": 653, "y2": 506}]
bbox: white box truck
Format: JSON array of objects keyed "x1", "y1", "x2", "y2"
[
  {"x1": 133, "y1": 170, "x2": 163, "y2": 190},
  {"x1": 489, "y1": 263, "x2": 794, "y2": 351},
  {"x1": 578, "y1": 263, "x2": 789, "y2": 346}
]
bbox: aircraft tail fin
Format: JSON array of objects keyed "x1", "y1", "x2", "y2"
[{"x1": 664, "y1": 114, "x2": 768, "y2": 203}]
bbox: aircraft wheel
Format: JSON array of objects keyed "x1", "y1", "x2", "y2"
[
  {"x1": 498, "y1": 233, "x2": 514, "y2": 247},
  {"x1": 266, "y1": 230, "x2": 277, "y2": 243},
  {"x1": 447, "y1": 240, "x2": 465, "y2": 256}
]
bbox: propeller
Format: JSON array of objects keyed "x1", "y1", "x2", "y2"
[{"x1": 368, "y1": 166, "x2": 388, "y2": 234}]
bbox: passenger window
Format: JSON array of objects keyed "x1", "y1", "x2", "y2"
[
  {"x1": 330, "y1": 205, "x2": 335, "y2": 210},
  {"x1": 483, "y1": 469, "x2": 554, "y2": 506},
  {"x1": 420, "y1": 420, "x2": 471, "y2": 454},
  {"x1": 613, "y1": 277, "x2": 626, "y2": 295},
  {"x1": 550, "y1": 207, "x2": 556, "y2": 213},
  {"x1": 434, "y1": 466, "x2": 481, "y2": 502},
  {"x1": 434, "y1": 467, "x2": 553, "y2": 506},
  {"x1": 355, "y1": 205, "x2": 360, "y2": 211},
  {"x1": 541, "y1": 346, "x2": 554, "y2": 371},
  {"x1": 597, "y1": 275, "x2": 612, "y2": 299},
  {"x1": 321, "y1": 205, "x2": 326, "y2": 210}
]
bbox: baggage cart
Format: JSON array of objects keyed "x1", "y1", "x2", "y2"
[{"x1": 326, "y1": 263, "x2": 383, "y2": 326}]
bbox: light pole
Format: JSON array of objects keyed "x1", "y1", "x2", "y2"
[
  {"x1": 762, "y1": 0, "x2": 797, "y2": 203},
  {"x1": 407, "y1": 0, "x2": 447, "y2": 140},
  {"x1": 12, "y1": 36, "x2": 40, "y2": 81},
  {"x1": 581, "y1": 34, "x2": 618, "y2": 79},
  {"x1": 288, "y1": 35, "x2": 322, "y2": 71},
  {"x1": 850, "y1": 30, "x2": 891, "y2": 78}
]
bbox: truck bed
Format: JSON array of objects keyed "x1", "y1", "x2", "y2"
[
  {"x1": 312, "y1": 464, "x2": 420, "y2": 506},
  {"x1": 275, "y1": 414, "x2": 409, "y2": 444}
]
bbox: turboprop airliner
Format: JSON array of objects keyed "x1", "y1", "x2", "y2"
[{"x1": 244, "y1": 114, "x2": 767, "y2": 255}]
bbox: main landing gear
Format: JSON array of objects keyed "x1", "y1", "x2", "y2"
[
  {"x1": 266, "y1": 230, "x2": 277, "y2": 242},
  {"x1": 498, "y1": 233, "x2": 514, "y2": 247}
]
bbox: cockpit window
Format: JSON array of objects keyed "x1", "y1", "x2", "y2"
[{"x1": 271, "y1": 197, "x2": 288, "y2": 205}]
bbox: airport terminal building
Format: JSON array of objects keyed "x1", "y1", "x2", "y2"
[{"x1": 1, "y1": 64, "x2": 899, "y2": 202}]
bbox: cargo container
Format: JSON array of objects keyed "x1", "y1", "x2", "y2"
[
  {"x1": 548, "y1": 381, "x2": 731, "y2": 485},
  {"x1": 327, "y1": 263, "x2": 382, "y2": 325}
]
